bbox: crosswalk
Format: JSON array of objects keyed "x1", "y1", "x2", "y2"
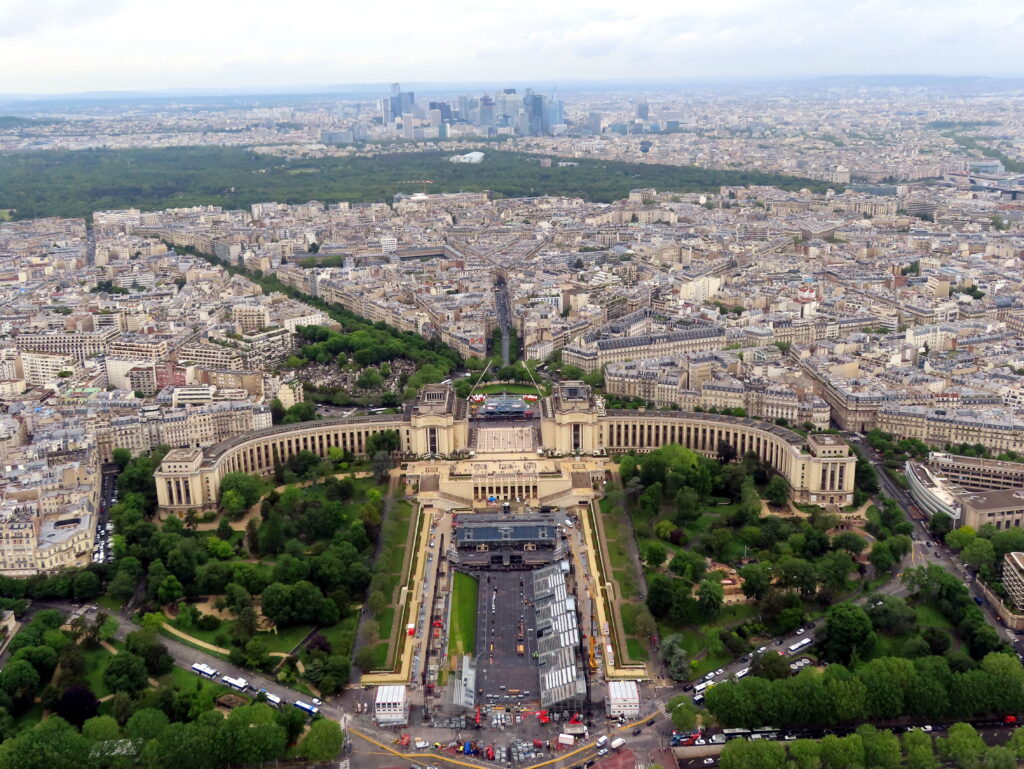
[
  {"x1": 337, "y1": 760, "x2": 350, "y2": 769},
  {"x1": 635, "y1": 761, "x2": 648, "y2": 769},
  {"x1": 650, "y1": 698, "x2": 667, "y2": 715}
]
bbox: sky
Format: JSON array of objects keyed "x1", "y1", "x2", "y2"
[{"x1": 2, "y1": 0, "x2": 1023, "y2": 95}]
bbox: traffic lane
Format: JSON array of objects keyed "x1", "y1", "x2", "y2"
[{"x1": 95, "y1": 609, "x2": 345, "y2": 718}]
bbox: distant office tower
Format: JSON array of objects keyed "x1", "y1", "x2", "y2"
[
  {"x1": 379, "y1": 97, "x2": 392, "y2": 123},
  {"x1": 402, "y1": 114, "x2": 415, "y2": 140},
  {"x1": 636, "y1": 100, "x2": 649, "y2": 120},
  {"x1": 428, "y1": 101, "x2": 452, "y2": 122},
  {"x1": 390, "y1": 83, "x2": 415, "y2": 123},
  {"x1": 479, "y1": 96, "x2": 495, "y2": 127},
  {"x1": 587, "y1": 112, "x2": 603, "y2": 134},
  {"x1": 458, "y1": 95, "x2": 473, "y2": 121},
  {"x1": 428, "y1": 109, "x2": 442, "y2": 128}
]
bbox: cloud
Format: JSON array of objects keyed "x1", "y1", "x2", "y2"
[{"x1": 1, "y1": 0, "x2": 1022, "y2": 93}]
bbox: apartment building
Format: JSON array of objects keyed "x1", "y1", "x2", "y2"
[
  {"x1": 14, "y1": 328, "x2": 120, "y2": 361},
  {"x1": 19, "y1": 351, "x2": 78, "y2": 386}
]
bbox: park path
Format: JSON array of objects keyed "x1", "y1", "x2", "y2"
[{"x1": 161, "y1": 622, "x2": 230, "y2": 655}]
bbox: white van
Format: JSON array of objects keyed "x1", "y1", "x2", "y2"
[{"x1": 596, "y1": 735, "x2": 609, "y2": 748}]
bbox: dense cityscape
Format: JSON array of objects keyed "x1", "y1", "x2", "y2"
[{"x1": 2, "y1": 16, "x2": 1024, "y2": 769}]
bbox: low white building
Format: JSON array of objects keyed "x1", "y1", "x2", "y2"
[
  {"x1": 606, "y1": 679, "x2": 641, "y2": 719},
  {"x1": 374, "y1": 685, "x2": 409, "y2": 726}
]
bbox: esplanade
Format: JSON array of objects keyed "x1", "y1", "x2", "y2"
[{"x1": 154, "y1": 381, "x2": 855, "y2": 514}]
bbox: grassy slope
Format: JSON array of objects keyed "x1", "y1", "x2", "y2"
[{"x1": 448, "y1": 571, "x2": 479, "y2": 658}]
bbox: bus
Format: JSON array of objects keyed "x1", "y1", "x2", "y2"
[
  {"x1": 221, "y1": 675, "x2": 249, "y2": 692},
  {"x1": 191, "y1": 662, "x2": 218, "y2": 679},
  {"x1": 258, "y1": 688, "x2": 282, "y2": 708},
  {"x1": 721, "y1": 728, "x2": 751, "y2": 740},
  {"x1": 788, "y1": 638, "x2": 812, "y2": 654},
  {"x1": 694, "y1": 681, "x2": 713, "y2": 694},
  {"x1": 293, "y1": 700, "x2": 320, "y2": 717}
]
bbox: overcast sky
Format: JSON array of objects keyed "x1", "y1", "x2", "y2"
[{"x1": 3, "y1": 0, "x2": 1023, "y2": 94}]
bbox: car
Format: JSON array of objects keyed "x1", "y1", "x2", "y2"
[
  {"x1": 807, "y1": 622, "x2": 816, "y2": 629},
  {"x1": 736, "y1": 667, "x2": 750, "y2": 678},
  {"x1": 757, "y1": 645, "x2": 768, "y2": 654},
  {"x1": 703, "y1": 672, "x2": 715, "y2": 681},
  {"x1": 311, "y1": 697, "x2": 322, "y2": 706},
  {"x1": 714, "y1": 668, "x2": 725, "y2": 676},
  {"x1": 632, "y1": 728, "x2": 642, "y2": 736},
  {"x1": 790, "y1": 663, "x2": 800, "y2": 671},
  {"x1": 739, "y1": 655, "x2": 750, "y2": 662},
  {"x1": 703, "y1": 759, "x2": 716, "y2": 765},
  {"x1": 585, "y1": 761, "x2": 596, "y2": 768},
  {"x1": 921, "y1": 725, "x2": 933, "y2": 732},
  {"x1": 796, "y1": 627, "x2": 806, "y2": 635},
  {"x1": 646, "y1": 719, "x2": 655, "y2": 726},
  {"x1": 597, "y1": 749, "x2": 608, "y2": 756},
  {"x1": 784, "y1": 734, "x2": 797, "y2": 741},
  {"x1": 695, "y1": 739, "x2": 706, "y2": 745}
]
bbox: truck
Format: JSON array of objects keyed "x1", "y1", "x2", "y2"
[
  {"x1": 517, "y1": 643, "x2": 525, "y2": 655},
  {"x1": 610, "y1": 738, "x2": 626, "y2": 751}
]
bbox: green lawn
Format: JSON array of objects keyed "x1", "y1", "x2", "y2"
[
  {"x1": 0, "y1": 210, "x2": 12, "y2": 222},
  {"x1": 172, "y1": 615, "x2": 233, "y2": 647},
  {"x1": 626, "y1": 638, "x2": 650, "y2": 661},
  {"x1": 376, "y1": 607, "x2": 396, "y2": 640},
  {"x1": 159, "y1": 666, "x2": 242, "y2": 699},
  {"x1": 620, "y1": 604, "x2": 639, "y2": 635},
  {"x1": 473, "y1": 383, "x2": 541, "y2": 395},
  {"x1": 613, "y1": 569, "x2": 638, "y2": 599},
  {"x1": 319, "y1": 616, "x2": 357, "y2": 658},
  {"x1": 448, "y1": 571, "x2": 479, "y2": 657},
  {"x1": 259, "y1": 624, "x2": 316, "y2": 654},
  {"x1": 364, "y1": 642, "x2": 389, "y2": 670},
  {"x1": 916, "y1": 603, "x2": 955, "y2": 630},
  {"x1": 82, "y1": 643, "x2": 119, "y2": 698}
]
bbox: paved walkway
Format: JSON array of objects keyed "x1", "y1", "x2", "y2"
[{"x1": 161, "y1": 622, "x2": 230, "y2": 655}]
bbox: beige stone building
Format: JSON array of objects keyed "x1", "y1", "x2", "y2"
[{"x1": 155, "y1": 382, "x2": 856, "y2": 515}]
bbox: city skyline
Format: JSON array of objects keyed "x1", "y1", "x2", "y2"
[{"x1": 4, "y1": 0, "x2": 1024, "y2": 95}]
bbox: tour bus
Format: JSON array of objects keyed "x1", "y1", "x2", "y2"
[
  {"x1": 258, "y1": 688, "x2": 282, "y2": 707},
  {"x1": 788, "y1": 637, "x2": 812, "y2": 654},
  {"x1": 221, "y1": 675, "x2": 249, "y2": 692},
  {"x1": 191, "y1": 662, "x2": 219, "y2": 679},
  {"x1": 721, "y1": 728, "x2": 751, "y2": 740},
  {"x1": 294, "y1": 700, "x2": 320, "y2": 717},
  {"x1": 693, "y1": 680, "x2": 713, "y2": 694}
]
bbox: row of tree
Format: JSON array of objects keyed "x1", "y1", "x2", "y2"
[
  {"x1": 719, "y1": 722, "x2": 1024, "y2": 769},
  {"x1": 705, "y1": 651, "x2": 1024, "y2": 728}
]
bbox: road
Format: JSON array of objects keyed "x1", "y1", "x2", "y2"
[{"x1": 494, "y1": 277, "x2": 512, "y2": 367}]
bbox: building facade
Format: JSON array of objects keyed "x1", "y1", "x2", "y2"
[{"x1": 155, "y1": 382, "x2": 856, "y2": 514}]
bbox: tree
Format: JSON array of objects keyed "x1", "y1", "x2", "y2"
[
  {"x1": 930, "y1": 511, "x2": 953, "y2": 539},
  {"x1": 720, "y1": 738, "x2": 786, "y2": 769},
  {"x1": 125, "y1": 707, "x2": 170, "y2": 740},
  {"x1": 0, "y1": 659, "x2": 39, "y2": 702},
  {"x1": 274, "y1": 705, "x2": 307, "y2": 744},
  {"x1": 869, "y1": 540, "x2": 897, "y2": 574},
  {"x1": 0, "y1": 716, "x2": 92, "y2": 769},
  {"x1": 157, "y1": 574, "x2": 184, "y2": 605},
  {"x1": 220, "y1": 489, "x2": 247, "y2": 517},
  {"x1": 765, "y1": 475, "x2": 790, "y2": 506},
  {"x1": 832, "y1": 531, "x2": 868, "y2": 555},
  {"x1": 643, "y1": 541, "x2": 667, "y2": 568},
  {"x1": 54, "y1": 683, "x2": 99, "y2": 728},
  {"x1": 945, "y1": 526, "x2": 976, "y2": 552},
  {"x1": 371, "y1": 450, "x2": 392, "y2": 482},
  {"x1": 697, "y1": 578, "x2": 724, "y2": 619},
  {"x1": 661, "y1": 635, "x2": 692, "y2": 681},
  {"x1": 72, "y1": 571, "x2": 102, "y2": 602},
  {"x1": 961, "y1": 537, "x2": 996, "y2": 570},
  {"x1": 940, "y1": 723, "x2": 986, "y2": 769},
  {"x1": 102, "y1": 652, "x2": 149, "y2": 694},
  {"x1": 751, "y1": 650, "x2": 792, "y2": 680},
  {"x1": 112, "y1": 447, "x2": 133, "y2": 470},
  {"x1": 903, "y1": 728, "x2": 937, "y2": 769},
  {"x1": 82, "y1": 714, "x2": 121, "y2": 742},
  {"x1": 822, "y1": 603, "x2": 874, "y2": 664},
  {"x1": 740, "y1": 562, "x2": 773, "y2": 600},
  {"x1": 297, "y1": 718, "x2": 345, "y2": 761}
]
